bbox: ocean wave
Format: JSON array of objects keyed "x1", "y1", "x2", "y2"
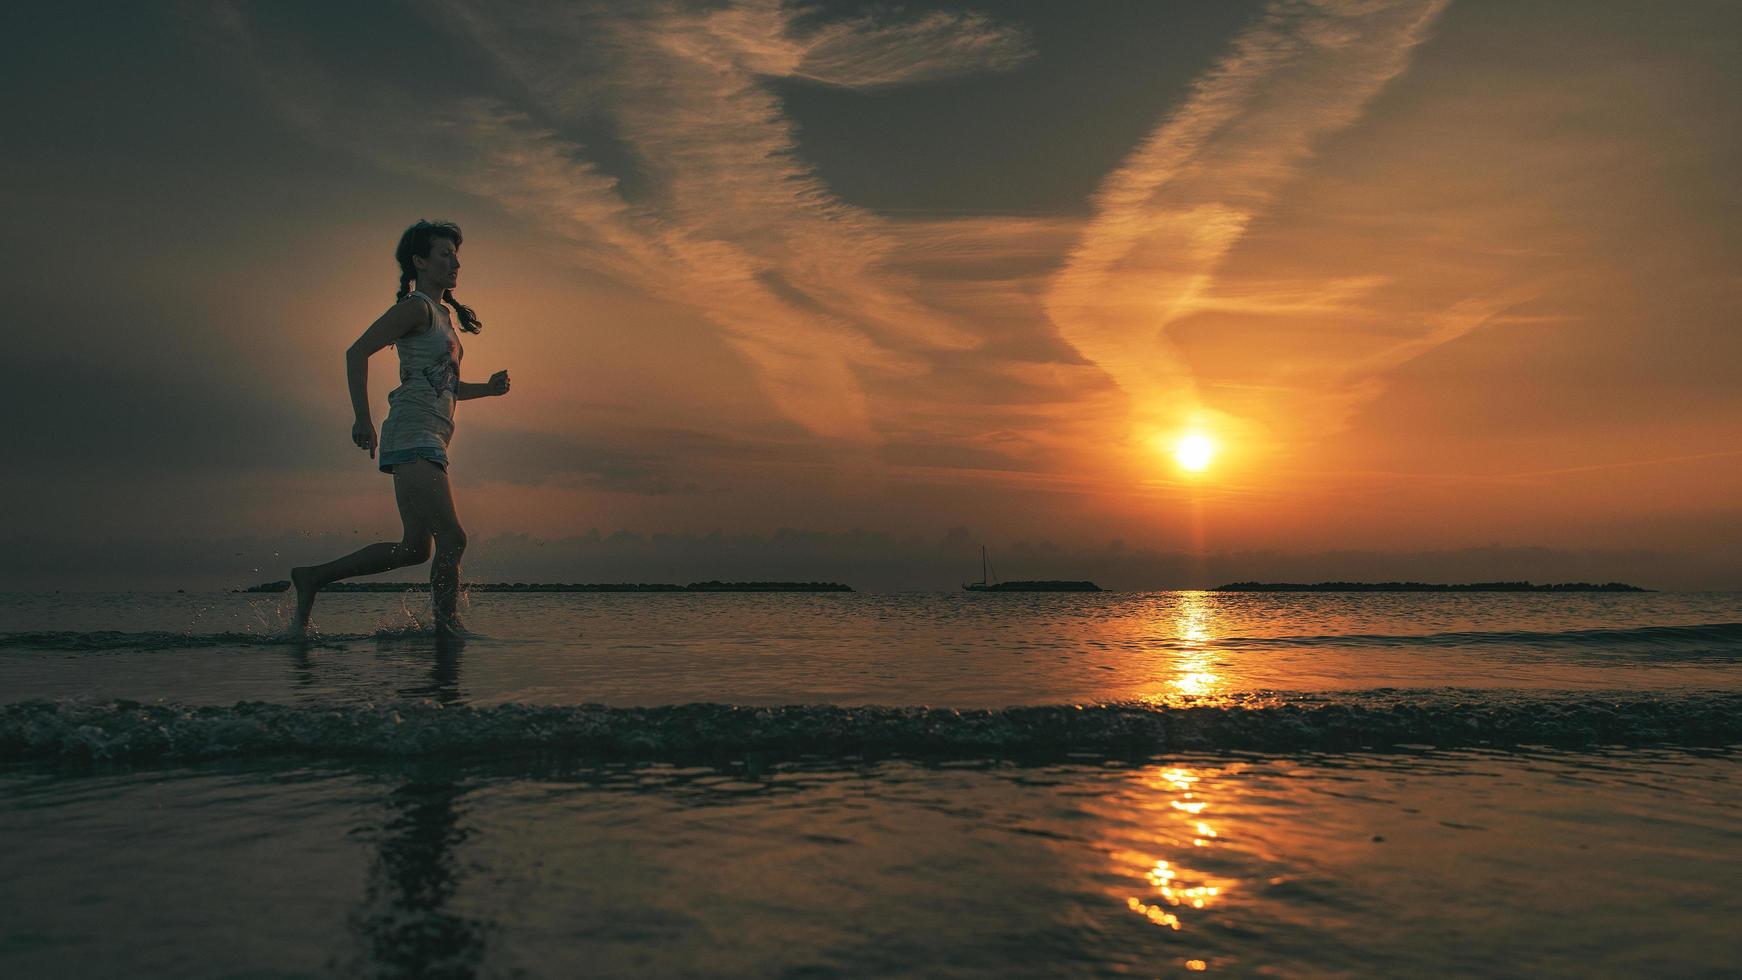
[
  {"x1": 7, "y1": 622, "x2": 1740, "y2": 657},
  {"x1": 0, "y1": 629, "x2": 431, "y2": 652},
  {"x1": 5, "y1": 692, "x2": 1740, "y2": 763},
  {"x1": 1194, "y1": 622, "x2": 1742, "y2": 655}
]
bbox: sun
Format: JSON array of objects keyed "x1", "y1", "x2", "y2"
[{"x1": 1173, "y1": 433, "x2": 1216, "y2": 472}]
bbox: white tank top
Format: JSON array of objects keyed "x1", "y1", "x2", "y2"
[{"x1": 378, "y1": 291, "x2": 463, "y2": 453}]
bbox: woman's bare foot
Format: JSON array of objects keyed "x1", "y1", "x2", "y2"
[{"x1": 289, "y1": 566, "x2": 318, "y2": 635}]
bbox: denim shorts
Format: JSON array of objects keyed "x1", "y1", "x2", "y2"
[{"x1": 379, "y1": 446, "x2": 450, "y2": 473}]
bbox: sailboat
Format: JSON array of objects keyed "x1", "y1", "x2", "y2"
[
  {"x1": 963, "y1": 546, "x2": 999, "y2": 592},
  {"x1": 962, "y1": 546, "x2": 1102, "y2": 592}
]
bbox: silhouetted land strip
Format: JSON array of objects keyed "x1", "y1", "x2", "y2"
[
  {"x1": 242, "y1": 580, "x2": 852, "y2": 594},
  {"x1": 1213, "y1": 581, "x2": 1649, "y2": 593},
  {"x1": 965, "y1": 580, "x2": 1102, "y2": 592}
]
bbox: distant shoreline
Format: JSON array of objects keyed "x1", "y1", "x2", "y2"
[
  {"x1": 236, "y1": 579, "x2": 1649, "y2": 595},
  {"x1": 1212, "y1": 581, "x2": 1650, "y2": 593},
  {"x1": 240, "y1": 580, "x2": 853, "y2": 594}
]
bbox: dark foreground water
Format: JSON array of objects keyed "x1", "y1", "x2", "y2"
[{"x1": 3, "y1": 590, "x2": 1741, "y2": 976}]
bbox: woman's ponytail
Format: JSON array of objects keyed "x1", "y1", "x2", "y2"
[{"x1": 443, "y1": 289, "x2": 482, "y2": 334}]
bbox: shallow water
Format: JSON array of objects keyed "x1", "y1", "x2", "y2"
[
  {"x1": 4, "y1": 750, "x2": 1738, "y2": 977},
  {"x1": 3, "y1": 590, "x2": 1740, "y2": 706},
  {"x1": 3, "y1": 590, "x2": 1741, "y2": 976}
]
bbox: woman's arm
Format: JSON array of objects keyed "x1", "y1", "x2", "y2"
[
  {"x1": 457, "y1": 371, "x2": 511, "y2": 401},
  {"x1": 344, "y1": 299, "x2": 425, "y2": 457}
]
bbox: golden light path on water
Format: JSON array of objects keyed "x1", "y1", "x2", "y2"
[
  {"x1": 1109, "y1": 762, "x2": 1240, "y2": 973},
  {"x1": 1166, "y1": 591, "x2": 1226, "y2": 700},
  {"x1": 1109, "y1": 593, "x2": 1238, "y2": 966}
]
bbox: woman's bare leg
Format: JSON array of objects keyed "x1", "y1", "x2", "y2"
[
  {"x1": 289, "y1": 466, "x2": 435, "y2": 634},
  {"x1": 382, "y1": 459, "x2": 467, "y2": 634},
  {"x1": 404, "y1": 463, "x2": 466, "y2": 633}
]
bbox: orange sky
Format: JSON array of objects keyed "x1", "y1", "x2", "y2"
[{"x1": 4, "y1": 1, "x2": 1739, "y2": 588}]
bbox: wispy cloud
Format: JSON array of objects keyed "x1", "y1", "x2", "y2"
[
  {"x1": 210, "y1": 0, "x2": 1035, "y2": 443},
  {"x1": 788, "y1": 9, "x2": 1035, "y2": 89},
  {"x1": 1045, "y1": 0, "x2": 1450, "y2": 437}
]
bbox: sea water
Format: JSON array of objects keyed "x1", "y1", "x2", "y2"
[{"x1": 3, "y1": 590, "x2": 1741, "y2": 976}]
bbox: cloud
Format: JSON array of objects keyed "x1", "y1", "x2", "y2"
[
  {"x1": 455, "y1": 425, "x2": 704, "y2": 495},
  {"x1": 452, "y1": 0, "x2": 1027, "y2": 422},
  {"x1": 207, "y1": 0, "x2": 1036, "y2": 445},
  {"x1": 1045, "y1": 0, "x2": 1450, "y2": 435},
  {"x1": 0, "y1": 353, "x2": 330, "y2": 475},
  {"x1": 8, "y1": 527, "x2": 1730, "y2": 592},
  {"x1": 787, "y1": 9, "x2": 1036, "y2": 89}
]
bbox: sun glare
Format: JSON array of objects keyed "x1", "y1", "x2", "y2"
[{"x1": 1174, "y1": 433, "x2": 1216, "y2": 472}]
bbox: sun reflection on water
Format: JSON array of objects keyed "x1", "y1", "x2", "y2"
[
  {"x1": 1114, "y1": 764, "x2": 1238, "y2": 953},
  {"x1": 1164, "y1": 593, "x2": 1226, "y2": 700}
]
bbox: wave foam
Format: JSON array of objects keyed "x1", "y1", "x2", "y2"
[{"x1": 5, "y1": 692, "x2": 1740, "y2": 763}]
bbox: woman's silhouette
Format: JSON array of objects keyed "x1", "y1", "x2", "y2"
[{"x1": 290, "y1": 220, "x2": 510, "y2": 635}]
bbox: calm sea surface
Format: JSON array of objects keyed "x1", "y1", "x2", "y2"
[
  {"x1": 4, "y1": 589, "x2": 1741, "y2": 705},
  {"x1": 4, "y1": 590, "x2": 1741, "y2": 976}
]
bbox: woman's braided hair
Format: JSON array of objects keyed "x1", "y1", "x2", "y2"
[{"x1": 394, "y1": 219, "x2": 482, "y2": 333}]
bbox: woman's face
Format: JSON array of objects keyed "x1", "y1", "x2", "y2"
[{"x1": 416, "y1": 237, "x2": 461, "y2": 290}]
